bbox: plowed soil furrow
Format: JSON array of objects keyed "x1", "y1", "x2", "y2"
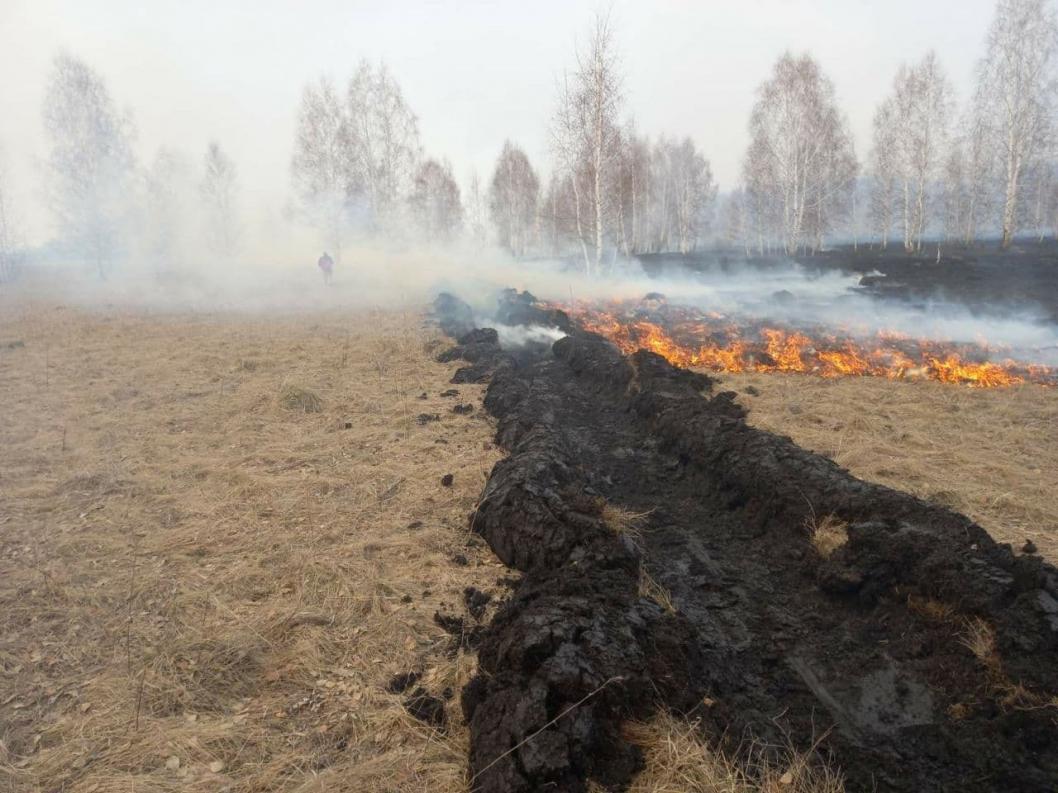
[{"x1": 439, "y1": 296, "x2": 1058, "y2": 793}]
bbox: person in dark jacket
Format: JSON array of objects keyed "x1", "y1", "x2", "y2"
[{"x1": 317, "y1": 251, "x2": 334, "y2": 284}]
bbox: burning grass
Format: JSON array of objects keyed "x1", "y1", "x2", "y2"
[
  {"x1": 0, "y1": 301, "x2": 504, "y2": 792},
  {"x1": 560, "y1": 300, "x2": 1055, "y2": 388}
]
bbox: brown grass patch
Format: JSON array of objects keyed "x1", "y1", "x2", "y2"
[
  {"x1": 623, "y1": 711, "x2": 845, "y2": 793},
  {"x1": 278, "y1": 383, "x2": 323, "y2": 413},
  {"x1": 639, "y1": 570, "x2": 676, "y2": 614},
  {"x1": 0, "y1": 301, "x2": 504, "y2": 792},
  {"x1": 905, "y1": 593, "x2": 956, "y2": 623},
  {"x1": 721, "y1": 372, "x2": 1058, "y2": 561},
  {"x1": 960, "y1": 617, "x2": 1001, "y2": 674},
  {"x1": 601, "y1": 501, "x2": 652, "y2": 545},
  {"x1": 805, "y1": 514, "x2": 848, "y2": 558}
]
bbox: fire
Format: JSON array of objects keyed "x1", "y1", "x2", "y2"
[{"x1": 563, "y1": 300, "x2": 1054, "y2": 388}]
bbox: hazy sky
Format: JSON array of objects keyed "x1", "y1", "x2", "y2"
[{"x1": 0, "y1": 0, "x2": 1000, "y2": 244}]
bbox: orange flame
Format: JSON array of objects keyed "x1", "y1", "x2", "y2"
[{"x1": 564, "y1": 300, "x2": 1053, "y2": 388}]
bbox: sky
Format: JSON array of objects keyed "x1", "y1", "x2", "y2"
[{"x1": 0, "y1": 0, "x2": 1000, "y2": 245}]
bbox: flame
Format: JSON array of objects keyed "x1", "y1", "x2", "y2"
[{"x1": 562, "y1": 300, "x2": 1054, "y2": 388}]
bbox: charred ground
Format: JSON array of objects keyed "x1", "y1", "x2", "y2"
[
  {"x1": 638, "y1": 241, "x2": 1058, "y2": 323},
  {"x1": 437, "y1": 292, "x2": 1058, "y2": 793}
]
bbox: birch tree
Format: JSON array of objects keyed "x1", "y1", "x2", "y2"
[
  {"x1": 872, "y1": 52, "x2": 954, "y2": 251},
  {"x1": 976, "y1": 0, "x2": 1058, "y2": 247},
  {"x1": 465, "y1": 171, "x2": 488, "y2": 247},
  {"x1": 42, "y1": 53, "x2": 135, "y2": 278},
  {"x1": 144, "y1": 148, "x2": 195, "y2": 271},
  {"x1": 743, "y1": 53, "x2": 856, "y2": 255},
  {"x1": 409, "y1": 158, "x2": 462, "y2": 241},
  {"x1": 200, "y1": 142, "x2": 240, "y2": 256},
  {"x1": 0, "y1": 158, "x2": 18, "y2": 284},
  {"x1": 488, "y1": 142, "x2": 540, "y2": 257},
  {"x1": 291, "y1": 77, "x2": 351, "y2": 261},
  {"x1": 346, "y1": 61, "x2": 421, "y2": 227},
  {"x1": 551, "y1": 11, "x2": 622, "y2": 274}
]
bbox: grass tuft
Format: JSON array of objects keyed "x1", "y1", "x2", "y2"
[
  {"x1": 279, "y1": 383, "x2": 323, "y2": 413},
  {"x1": 806, "y1": 514, "x2": 848, "y2": 558},
  {"x1": 623, "y1": 711, "x2": 845, "y2": 793}
]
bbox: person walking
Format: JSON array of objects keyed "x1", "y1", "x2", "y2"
[{"x1": 317, "y1": 251, "x2": 334, "y2": 285}]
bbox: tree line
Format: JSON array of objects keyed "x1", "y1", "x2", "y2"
[{"x1": 13, "y1": 0, "x2": 1058, "y2": 280}]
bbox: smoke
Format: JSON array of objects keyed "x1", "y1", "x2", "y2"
[
  {"x1": 493, "y1": 323, "x2": 568, "y2": 348},
  {"x1": 8, "y1": 213, "x2": 1057, "y2": 368}
]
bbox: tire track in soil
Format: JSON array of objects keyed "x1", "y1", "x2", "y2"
[{"x1": 436, "y1": 293, "x2": 1058, "y2": 793}]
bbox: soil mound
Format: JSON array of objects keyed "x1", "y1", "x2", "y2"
[{"x1": 437, "y1": 294, "x2": 1058, "y2": 793}]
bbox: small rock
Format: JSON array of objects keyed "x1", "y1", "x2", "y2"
[
  {"x1": 401, "y1": 594, "x2": 413, "y2": 603},
  {"x1": 165, "y1": 756, "x2": 181, "y2": 771},
  {"x1": 342, "y1": 421, "x2": 353, "y2": 429},
  {"x1": 416, "y1": 413, "x2": 440, "y2": 425},
  {"x1": 440, "y1": 473, "x2": 454, "y2": 487},
  {"x1": 452, "y1": 403, "x2": 474, "y2": 415},
  {"x1": 407, "y1": 520, "x2": 423, "y2": 530},
  {"x1": 1023, "y1": 539, "x2": 1039, "y2": 554},
  {"x1": 209, "y1": 760, "x2": 225, "y2": 773},
  {"x1": 440, "y1": 389, "x2": 459, "y2": 397},
  {"x1": 743, "y1": 385, "x2": 760, "y2": 396},
  {"x1": 451, "y1": 553, "x2": 468, "y2": 566},
  {"x1": 463, "y1": 586, "x2": 492, "y2": 620},
  {"x1": 418, "y1": 392, "x2": 428, "y2": 400}
]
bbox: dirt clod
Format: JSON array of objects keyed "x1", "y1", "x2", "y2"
[{"x1": 440, "y1": 473, "x2": 454, "y2": 487}]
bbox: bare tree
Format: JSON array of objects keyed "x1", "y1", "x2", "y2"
[
  {"x1": 944, "y1": 110, "x2": 998, "y2": 243},
  {"x1": 0, "y1": 156, "x2": 19, "y2": 284},
  {"x1": 200, "y1": 141, "x2": 240, "y2": 257},
  {"x1": 743, "y1": 53, "x2": 856, "y2": 255},
  {"x1": 144, "y1": 147, "x2": 194, "y2": 272},
  {"x1": 291, "y1": 77, "x2": 351, "y2": 261},
  {"x1": 346, "y1": 61, "x2": 421, "y2": 228},
  {"x1": 976, "y1": 0, "x2": 1058, "y2": 247},
  {"x1": 872, "y1": 52, "x2": 954, "y2": 251},
  {"x1": 409, "y1": 158, "x2": 462, "y2": 240},
  {"x1": 647, "y1": 137, "x2": 717, "y2": 253},
  {"x1": 465, "y1": 171, "x2": 489, "y2": 248},
  {"x1": 614, "y1": 126, "x2": 651, "y2": 255},
  {"x1": 42, "y1": 53, "x2": 135, "y2": 278},
  {"x1": 551, "y1": 11, "x2": 622, "y2": 274},
  {"x1": 721, "y1": 188, "x2": 752, "y2": 256},
  {"x1": 488, "y1": 141, "x2": 540, "y2": 257},
  {"x1": 540, "y1": 173, "x2": 577, "y2": 257}
]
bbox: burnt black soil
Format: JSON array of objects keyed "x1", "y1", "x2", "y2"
[
  {"x1": 435, "y1": 293, "x2": 1058, "y2": 793},
  {"x1": 638, "y1": 242, "x2": 1058, "y2": 323}
]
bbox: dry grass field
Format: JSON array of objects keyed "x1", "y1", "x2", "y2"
[
  {"x1": 0, "y1": 301, "x2": 504, "y2": 792},
  {"x1": 720, "y1": 372, "x2": 1058, "y2": 561},
  {"x1": 2, "y1": 299, "x2": 1055, "y2": 793}
]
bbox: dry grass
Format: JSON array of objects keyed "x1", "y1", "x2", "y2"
[
  {"x1": 278, "y1": 383, "x2": 323, "y2": 413},
  {"x1": 904, "y1": 593, "x2": 956, "y2": 623},
  {"x1": 623, "y1": 711, "x2": 845, "y2": 793},
  {"x1": 805, "y1": 514, "x2": 848, "y2": 558},
  {"x1": 0, "y1": 301, "x2": 504, "y2": 792},
  {"x1": 956, "y1": 616, "x2": 1058, "y2": 711},
  {"x1": 959, "y1": 617, "x2": 1001, "y2": 673},
  {"x1": 639, "y1": 570, "x2": 676, "y2": 614},
  {"x1": 720, "y1": 372, "x2": 1058, "y2": 561},
  {"x1": 600, "y1": 501, "x2": 652, "y2": 546}
]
